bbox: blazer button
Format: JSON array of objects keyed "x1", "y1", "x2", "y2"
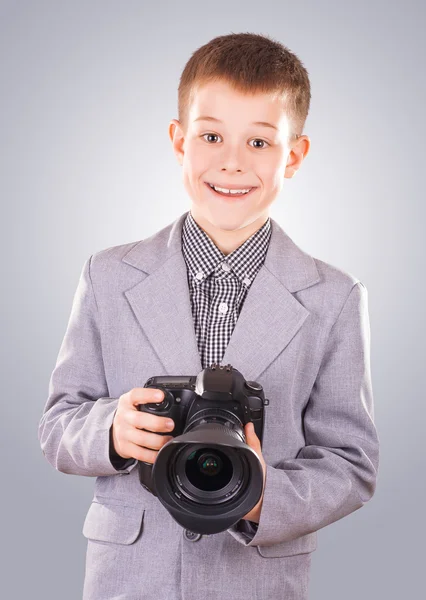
[{"x1": 184, "y1": 529, "x2": 202, "y2": 542}]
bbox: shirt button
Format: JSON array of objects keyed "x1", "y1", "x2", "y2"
[
  {"x1": 184, "y1": 529, "x2": 202, "y2": 542},
  {"x1": 218, "y1": 302, "x2": 228, "y2": 314},
  {"x1": 243, "y1": 277, "x2": 251, "y2": 286},
  {"x1": 195, "y1": 271, "x2": 204, "y2": 280},
  {"x1": 221, "y1": 262, "x2": 231, "y2": 272}
]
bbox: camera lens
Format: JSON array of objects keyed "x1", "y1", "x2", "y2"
[
  {"x1": 197, "y1": 452, "x2": 222, "y2": 476},
  {"x1": 185, "y1": 447, "x2": 232, "y2": 491}
]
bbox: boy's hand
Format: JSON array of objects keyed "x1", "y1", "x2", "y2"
[
  {"x1": 242, "y1": 422, "x2": 267, "y2": 523},
  {"x1": 111, "y1": 388, "x2": 175, "y2": 463}
]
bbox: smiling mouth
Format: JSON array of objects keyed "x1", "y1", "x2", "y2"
[{"x1": 205, "y1": 182, "x2": 257, "y2": 199}]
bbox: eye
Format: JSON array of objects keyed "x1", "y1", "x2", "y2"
[
  {"x1": 201, "y1": 133, "x2": 270, "y2": 149},
  {"x1": 248, "y1": 138, "x2": 270, "y2": 149},
  {"x1": 201, "y1": 133, "x2": 222, "y2": 144}
]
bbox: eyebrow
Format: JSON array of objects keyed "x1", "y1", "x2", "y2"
[{"x1": 193, "y1": 115, "x2": 278, "y2": 131}]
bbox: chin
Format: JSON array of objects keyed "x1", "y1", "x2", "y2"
[{"x1": 191, "y1": 202, "x2": 250, "y2": 230}]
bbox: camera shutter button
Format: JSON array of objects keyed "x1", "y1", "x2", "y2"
[
  {"x1": 184, "y1": 529, "x2": 202, "y2": 542},
  {"x1": 147, "y1": 390, "x2": 171, "y2": 411}
]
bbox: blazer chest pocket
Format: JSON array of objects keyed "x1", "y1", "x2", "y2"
[
  {"x1": 82, "y1": 497, "x2": 145, "y2": 545},
  {"x1": 257, "y1": 531, "x2": 317, "y2": 558}
]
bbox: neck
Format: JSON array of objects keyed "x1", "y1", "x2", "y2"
[{"x1": 189, "y1": 208, "x2": 269, "y2": 255}]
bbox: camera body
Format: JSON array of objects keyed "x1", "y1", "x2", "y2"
[{"x1": 137, "y1": 363, "x2": 269, "y2": 534}]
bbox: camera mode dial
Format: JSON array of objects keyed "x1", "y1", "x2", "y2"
[{"x1": 244, "y1": 380, "x2": 263, "y2": 392}]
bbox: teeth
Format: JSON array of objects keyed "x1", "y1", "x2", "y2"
[{"x1": 209, "y1": 183, "x2": 252, "y2": 195}]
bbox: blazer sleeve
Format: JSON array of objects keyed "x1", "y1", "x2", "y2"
[
  {"x1": 228, "y1": 281, "x2": 380, "y2": 547},
  {"x1": 38, "y1": 255, "x2": 138, "y2": 477}
]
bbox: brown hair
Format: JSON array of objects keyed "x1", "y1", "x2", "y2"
[{"x1": 177, "y1": 32, "x2": 311, "y2": 143}]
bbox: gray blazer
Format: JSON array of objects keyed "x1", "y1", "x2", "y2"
[{"x1": 39, "y1": 211, "x2": 379, "y2": 600}]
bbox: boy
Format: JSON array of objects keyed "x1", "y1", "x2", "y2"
[{"x1": 39, "y1": 32, "x2": 379, "y2": 600}]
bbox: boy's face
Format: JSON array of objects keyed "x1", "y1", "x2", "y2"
[{"x1": 169, "y1": 79, "x2": 310, "y2": 252}]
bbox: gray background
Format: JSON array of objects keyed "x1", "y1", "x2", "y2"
[{"x1": 1, "y1": 0, "x2": 424, "y2": 598}]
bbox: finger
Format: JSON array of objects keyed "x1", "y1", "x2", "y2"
[
  {"x1": 121, "y1": 441, "x2": 160, "y2": 464},
  {"x1": 129, "y1": 411, "x2": 175, "y2": 433},
  {"x1": 246, "y1": 422, "x2": 257, "y2": 440},
  {"x1": 249, "y1": 422, "x2": 257, "y2": 436},
  {"x1": 126, "y1": 387, "x2": 165, "y2": 408},
  {"x1": 129, "y1": 429, "x2": 174, "y2": 451}
]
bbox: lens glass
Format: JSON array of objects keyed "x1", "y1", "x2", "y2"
[{"x1": 185, "y1": 447, "x2": 232, "y2": 491}]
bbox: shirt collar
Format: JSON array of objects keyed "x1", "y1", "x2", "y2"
[{"x1": 181, "y1": 210, "x2": 272, "y2": 288}]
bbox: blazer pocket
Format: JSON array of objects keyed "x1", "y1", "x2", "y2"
[
  {"x1": 257, "y1": 531, "x2": 317, "y2": 558},
  {"x1": 82, "y1": 498, "x2": 145, "y2": 545}
]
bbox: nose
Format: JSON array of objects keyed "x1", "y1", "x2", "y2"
[{"x1": 219, "y1": 143, "x2": 247, "y2": 174}]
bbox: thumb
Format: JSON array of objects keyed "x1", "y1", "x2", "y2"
[{"x1": 246, "y1": 422, "x2": 258, "y2": 444}]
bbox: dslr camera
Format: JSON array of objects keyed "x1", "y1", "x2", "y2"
[{"x1": 137, "y1": 363, "x2": 269, "y2": 535}]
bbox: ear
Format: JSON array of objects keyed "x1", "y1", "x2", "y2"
[
  {"x1": 169, "y1": 119, "x2": 185, "y2": 165},
  {"x1": 284, "y1": 135, "x2": 311, "y2": 179}
]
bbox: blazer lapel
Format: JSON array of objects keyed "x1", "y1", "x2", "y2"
[{"x1": 122, "y1": 211, "x2": 321, "y2": 383}]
